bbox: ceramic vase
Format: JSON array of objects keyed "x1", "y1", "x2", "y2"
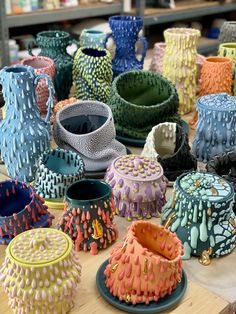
[
  {"x1": 106, "y1": 15, "x2": 148, "y2": 77},
  {"x1": 0, "y1": 180, "x2": 54, "y2": 245},
  {"x1": 219, "y1": 21, "x2": 236, "y2": 44},
  {"x1": 73, "y1": 48, "x2": 112, "y2": 103},
  {"x1": 0, "y1": 228, "x2": 82, "y2": 313},
  {"x1": 104, "y1": 221, "x2": 183, "y2": 303},
  {"x1": 21, "y1": 55, "x2": 55, "y2": 116},
  {"x1": 58, "y1": 179, "x2": 119, "y2": 255},
  {"x1": 29, "y1": 30, "x2": 76, "y2": 101},
  {"x1": 0, "y1": 65, "x2": 54, "y2": 182},
  {"x1": 53, "y1": 100, "x2": 127, "y2": 172},
  {"x1": 108, "y1": 70, "x2": 179, "y2": 140},
  {"x1": 162, "y1": 28, "x2": 200, "y2": 115},
  {"x1": 192, "y1": 93, "x2": 236, "y2": 162},
  {"x1": 80, "y1": 28, "x2": 106, "y2": 49},
  {"x1": 161, "y1": 171, "x2": 236, "y2": 263}
]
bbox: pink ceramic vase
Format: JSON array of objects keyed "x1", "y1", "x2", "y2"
[
  {"x1": 21, "y1": 56, "x2": 55, "y2": 116},
  {"x1": 149, "y1": 42, "x2": 166, "y2": 74}
]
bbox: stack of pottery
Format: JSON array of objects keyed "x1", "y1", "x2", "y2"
[
  {"x1": 219, "y1": 21, "x2": 236, "y2": 43},
  {"x1": 80, "y1": 28, "x2": 106, "y2": 49},
  {"x1": 105, "y1": 155, "x2": 167, "y2": 221},
  {"x1": 161, "y1": 171, "x2": 236, "y2": 264},
  {"x1": 0, "y1": 228, "x2": 82, "y2": 313},
  {"x1": 58, "y1": 179, "x2": 118, "y2": 255},
  {"x1": 0, "y1": 180, "x2": 54, "y2": 245}
]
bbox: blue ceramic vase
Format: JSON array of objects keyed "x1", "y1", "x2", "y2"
[
  {"x1": 106, "y1": 15, "x2": 148, "y2": 77},
  {"x1": 0, "y1": 65, "x2": 54, "y2": 182},
  {"x1": 80, "y1": 28, "x2": 106, "y2": 49}
]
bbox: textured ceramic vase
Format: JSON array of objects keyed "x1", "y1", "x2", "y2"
[
  {"x1": 21, "y1": 56, "x2": 55, "y2": 116},
  {"x1": 73, "y1": 48, "x2": 112, "y2": 103},
  {"x1": 30, "y1": 30, "x2": 75, "y2": 101},
  {"x1": 52, "y1": 97, "x2": 77, "y2": 123},
  {"x1": 192, "y1": 93, "x2": 236, "y2": 162},
  {"x1": 0, "y1": 180, "x2": 54, "y2": 245},
  {"x1": 108, "y1": 70, "x2": 179, "y2": 140},
  {"x1": 219, "y1": 21, "x2": 236, "y2": 44},
  {"x1": 0, "y1": 65, "x2": 54, "y2": 182},
  {"x1": 80, "y1": 28, "x2": 106, "y2": 49},
  {"x1": 53, "y1": 100, "x2": 127, "y2": 172},
  {"x1": 58, "y1": 179, "x2": 118, "y2": 255},
  {"x1": 163, "y1": 28, "x2": 200, "y2": 115},
  {"x1": 104, "y1": 221, "x2": 183, "y2": 304},
  {"x1": 161, "y1": 171, "x2": 236, "y2": 264},
  {"x1": 34, "y1": 148, "x2": 85, "y2": 199},
  {"x1": 106, "y1": 15, "x2": 148, "y2": 77},
  {"x1": 0, "y1": 228, "x2": 82, "y2": 313},
  {"x1": 105, "y1": 155, "x2": 167, "y2": 221}
]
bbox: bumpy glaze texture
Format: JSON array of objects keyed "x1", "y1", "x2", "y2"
[
  {"x1": 219, "y1": 21, "x2": 236, "y2": 43},
  {"x1": 80, "y1": 29, "x2": 106, "y2": 50}
]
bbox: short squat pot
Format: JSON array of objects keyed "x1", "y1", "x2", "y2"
[
  {"x1": 0, "y1": 228, "x2": 82, "y2": 313},
  {"x1": 0, "y1": 180, "x2": 54, "y2": 245},
  {"x1": 219, "y1": 21, "x2": 236, "y2": 44},
  {"x1": 58, "y1": 179, "x2": 118, "y2": 255},
  {"x1": 80, "y1": 28, "x2": 106, "y2": 49}
]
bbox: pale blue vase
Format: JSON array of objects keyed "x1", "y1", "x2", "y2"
[{"x1": 80, "y1": 28, "x2": 106, "y2": 50}]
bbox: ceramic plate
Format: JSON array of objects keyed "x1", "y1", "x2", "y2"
[
  {"x1": 96, "y1": 259, "x2": 187, "y2": 314},
  {"x1": 44, "y1": 198, "x2": 64, "y2": 210}
]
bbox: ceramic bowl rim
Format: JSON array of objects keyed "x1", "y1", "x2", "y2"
[
  {"x1": 37, "y1": 30, "x2": 70, "y2": 40},
  {"x1": 197, "y1": 93, "x2": 235, "y2": 112},
  {"x1": 21, "y1": 56, "x2": 54, "y2": 71},
  {"x1": 109, "y1": 15, "x2": 143, "y2": 23}
]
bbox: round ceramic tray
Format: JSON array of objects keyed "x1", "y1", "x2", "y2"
[
  {"x1": 96, "y1": 259, "x2": 187, "y2": 314},
  {"x1": 44, "y1": 198, "x2": 64, "y2": 210}
]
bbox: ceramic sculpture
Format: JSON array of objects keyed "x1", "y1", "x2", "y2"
[
  {"x1": 0, "y1": 228, "x2": 82, "y2": 313},
  {"x1": 192, "y1": 93, "x2": 236, "y2": 162},
  {"x1": 34, "y1": 148, "x2": 85, "y2": 199},
  {"x1": 80, "y1": 28, "x2": 106, "y2": 49},
  {"x1": 219, "y1": 21, "x2": 236, "y2": 44},
  {"x1": 162, "y1": 28, "x2": 200, "y2": 115},
  {"x1": 105, "y1": 155, "x2": 167, "y2": 221},
  {"x1": 0, "y1": 180, "x2": 54, "y2": 245},
  {"x1": 106, "y1": 15, "x2": 148, "y2": 77},
  {"x1": 53, "y1": 100, "x2": 127, "y2": 172},
  {"x1": 142, "y1": 122, "x2": 197, "y2": 182},
  {"x1": 108, "y1": 70, "x2": 179, "y2": 140},
  {"x1": 20, "y1": 56, "x2": 55, "y2": 116},
  {"x1": 0, "y1": 65, "x2": 54, "y2": 182},
  {"x1": 73, "y1": 48, "x2": 112, "y2": 103},
  {"x1": 58, "y1": 179, "x2": 118, "y2": 255},
  {"x1": 161, "y1": 171, "x2": 236, "y2": 264},
  {"x1": 104, "y1": 221, "x2": 183, "y2": 304},
  {"x1": 30, "y1": 30, "x2": 76, "y2": 101},
  {"x1": 52, "y1": 97, "x2": 77, "y2": 123}
]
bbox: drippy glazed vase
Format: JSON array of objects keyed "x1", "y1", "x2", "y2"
[{"x1": 163, "y1": 28, "x2": 200, "y2": 115}]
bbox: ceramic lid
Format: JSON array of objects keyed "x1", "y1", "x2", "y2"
[
  {"x1": 113, "y1": 155, "x2": 163, "y2": 181},
  {"x1": 197, "y1": 93, "x2": 236, "y2": 111},
  {"x1": 8, "y1": 228, "x2": 72, "y2": 267}
]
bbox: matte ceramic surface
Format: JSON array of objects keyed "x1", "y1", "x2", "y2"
[
  {"x1": 44, "y1": 198, "x2": 64, "y2": 210},
  {"x1": 80, "y1": 28, "x2": 106, "y2": 49}
]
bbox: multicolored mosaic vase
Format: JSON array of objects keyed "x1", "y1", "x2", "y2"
[
  {"x1": 161, "y1": 171, "x2": 236, "y2": 265},
  {"x1": 104, "y1": 221, "x2": 183, "y2": 304},
  {"x1": 80, "y1": 28, "x2": 106, "y2": 49},
  {"x1": 192, "y1": 93, "x2": 236, "y2": 162},
  {"x1": 106, "y1": 15, "x2": 148, "y2": 77},
  {"x1": 0, "y1": 228, "x2": 82, "y2": 313},
  {"x1": 105, "y1": 155, "x2": 167, "y2": 221},
  {"x1": 219, "y1": 21, "x2": 236, "y2": 44},
  {"x1": 0, "y1": 180, "x2": 54, "y2": 245},
  {"x1": 163, "y1": 28, "x2": 200, "y2": 115},
  {"x1": 73, "y1": 48, "x2": 112, "y2": 103},
  {"x1": 34, "y1": 148, "x2": 85, "y2": 199},
  {"x1": 58, "y1": 179, "x2": 118, "y2": 255}
]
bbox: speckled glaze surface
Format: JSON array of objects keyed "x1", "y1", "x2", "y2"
[
  {"x1": 105, "y1": 155, "x2": 167, "y2": 221},
  {"x1": 58, "y1": 179, "x2": 118, "y2": 255},
  {"x1": 73, "y1": 48, "x2": 112, "y2": 103},
  {"x1": 162, "y1": 28, "x2": 200, "y2": 115},
  {"x1": 80, "y1": 29, "x2": 106, "y2": 50},
  {"x1": 104, "y1": 221, "x2": 183, "y2": 304},
  {"x1": 192, "y1": 93, "x2": 236, "y2": 162},
  {"x1": 0, "y1": 228, "x2": 81, "y2": 314},
  {"x1": 219, "y1": 21, "x2": 236, "y2": 44},
  {"x1": 161, "y1": 171, "x2": 236, "y2": 260},
  {"x1": 0, "y1": 65, "x2": 54, "y2": 182},
  {"x1": 0, "y1": 180, "x2": 54, "y2": 245}
]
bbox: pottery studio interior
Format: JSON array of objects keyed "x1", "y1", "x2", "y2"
[{"x1": 1, "y1": 0, "x2": 236, "y2": 313}]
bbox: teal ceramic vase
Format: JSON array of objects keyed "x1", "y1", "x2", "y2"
[{"x1": 80, "y1": 28, "x2": 106, "y2": 49}]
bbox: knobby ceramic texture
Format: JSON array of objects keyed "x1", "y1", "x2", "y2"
[
  {"x1": 80, "y1": 28, "x2": 106, "y2": 49},
  {"x1": 0, "y1": 65, "x2": 54, "y2": 182},
  {"x1": 192, "y1": 93, "x2": 236, "y2": 162},
  {"x1": 104, "y1": 221, "x2": 183, "y2": 304},
  {"x1": 106, "y1": 15, "x2": 148, "y2": 77},
  {"x1": 21, "y1": 56, "x2": 55, "y2": 116},
  {"x1": 161, "y1": 172, "x2": 236, "y2": 261},
  {"x1": 108, "y1": 70, "x2": 179, "y2": 140},
  {"x1": 58, "y1": 179, "x2": 118, "y2": 255},
  {"x1": 0, "y1": 180, "x2": 54, "y2": 245},
  {"x1": 163, "y1": 28, "x2": 200, "y2": 115},
  {"x1": 0, "y1": 228, "x2": 82, "y2": 314},
  {"x1": 219, "y1": 21, "x2": 236, "y2": 44},
  {"x1": 73, "y1": 48, "x2": 112, "y2": 103},
  {"x1": 34, "y1": 148, "x2": 85, "y2": 199}
]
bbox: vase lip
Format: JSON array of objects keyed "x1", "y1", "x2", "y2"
[
  {"x1": 154, "y1": 42, "x2": 166, "y2": 49},
  {"x1": 109, "y1": 15, "x2": 143, "y2": 23},
  {"x1": 205, "y1": 56, "x2": 232, "y2": 64},
  {"x1": 37, "y1": 30, "x2": 70, "y2": 39},
  {"x1": 220, "y1": 42, "x2": 236, "y2": 49},
  {"x1": 224, "y1": 21, "x2": 236, "y2": 25},
  {"x1": 82, "y1": 28, "x2": 105, "y2": 35},
  {"x1": 2, "y1": 64, "x2": 34, "y2": 76},
  {"x1": 21, "y1": 56, "x2": 54, "y2": 71},
  {"x1": 197, "y1": 92, "x2": 235, "y2": 112},
  {"x1": 81, "y1": 47, "x2": 107, "y2": 58},
  {"x1": 164, "y1": 27, "x2": 200, "y2": 37}
]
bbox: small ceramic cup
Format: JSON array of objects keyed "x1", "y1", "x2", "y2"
[{"x1": 58, "y1": 179, "x2": 118, "y2": 255}]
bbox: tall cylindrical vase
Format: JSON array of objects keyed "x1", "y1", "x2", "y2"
[
  {"x1": 219, "y1": 21, "x2": 236, "y2": 44},
  {"x1": 163, "y1": 28, "x2": 200, "y2": 115}
]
